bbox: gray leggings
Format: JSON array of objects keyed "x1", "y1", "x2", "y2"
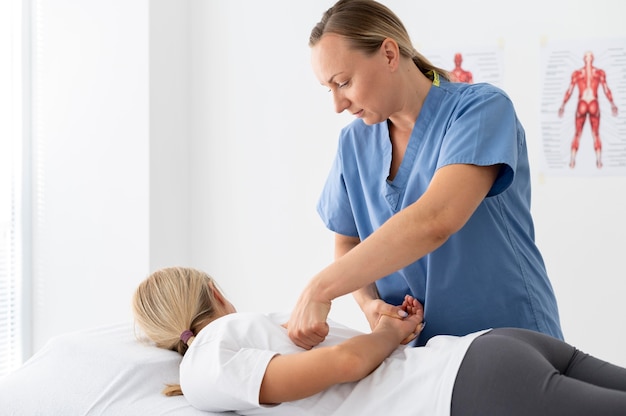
[{"x1": 451, "y1": 328, "x2": 626, "y2": 416}]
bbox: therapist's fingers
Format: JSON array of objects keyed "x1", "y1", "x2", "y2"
[
  {"x1": 400, "y1": 332, "x2": 417, "y2": 345},
  {"x1": 402, "y1": 295, "x2": 423, "y2": 315},
  {"x1": 400, "y1": 322, "x2": 425, "y2": 345},
  {"x1": 376, "y1": 301, "x2": 410, "y2": 320},
  {"x1": 286, "y1": 317, "x2": 329, "y2": 350},
  {"x1": 377, "y1": 310, "x2": 422, "y2": 345},
  {"x1": 288, "y1": 321, "x2": 329, "y2": 350},
  {"x1": 369, "y1": 299, "x2": 412, "y2": 331}
]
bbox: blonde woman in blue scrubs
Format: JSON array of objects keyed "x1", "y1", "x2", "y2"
[{"x1": 288, "y1": 0, "x2": 563, "y2": 351}]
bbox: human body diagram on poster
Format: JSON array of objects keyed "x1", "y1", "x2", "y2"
[
  {"x1": 557, "y1": 51, "x2": 619, "y2": 169},
  {"x1": 541, "y1": 39, "x2": 626, "y2": 176}
]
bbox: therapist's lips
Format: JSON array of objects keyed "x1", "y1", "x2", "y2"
[{"x1": 353, "y1": 109, "x2": 364, "y2": 118}]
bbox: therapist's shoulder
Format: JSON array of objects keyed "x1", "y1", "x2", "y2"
[
  {"x1": 444, "y1": 82, "x2": 515, "y2": 115},
  {"x1": 464, "y1": 82, "x2": 513, "y2": 104},
  {"x1": 440, "y1": 78, "x2": 509, "y2": 99}
]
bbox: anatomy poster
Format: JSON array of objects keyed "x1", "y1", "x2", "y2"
[
  {"x1": 540, "y1": 38, "x2": 626, "y2": 176},
  {"x1": 425, "y1": 45, "x2": 505, "y2": 88}
]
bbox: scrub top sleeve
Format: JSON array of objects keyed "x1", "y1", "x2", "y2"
[
  {"x1": 317, "y1": 145, "x2": 359, "y2": 237},
  {"x1": 437, "y1": 89, "x2": 519, "y2": 197}
]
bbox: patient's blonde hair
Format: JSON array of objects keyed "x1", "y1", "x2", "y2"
[{"x1": 132, "y1": 266, "x2": 223, "y2": 396}]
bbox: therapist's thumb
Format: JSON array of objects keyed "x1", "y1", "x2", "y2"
[
  {"x1": 395, "y1": 308, "x2": 409, "y2": 318},
  {"x1": 378, "y1": 303, "x2": 408, "y2": 319}
]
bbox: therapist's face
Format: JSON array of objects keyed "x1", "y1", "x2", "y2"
[{"x1": 311, "y1": 33, "x2": 397, "y2": 125}]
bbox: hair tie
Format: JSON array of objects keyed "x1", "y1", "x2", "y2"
[{"x1": 180, "y1": 330, "x2": 194, "y2": 344}]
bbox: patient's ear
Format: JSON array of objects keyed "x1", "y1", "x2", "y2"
[
  {"x1": 211, "y1": 285, "x2": 236, "y2": 314},
  {"x1": 213, "y1": 288, "x2": 226, "y2": 304}
]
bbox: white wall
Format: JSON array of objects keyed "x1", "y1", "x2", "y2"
[
  {"x1": 149, "y1": 0, "x2": 192, "y2": 271},
  {"x1": 187, "y1": 0, "x2": 362, "y2": 330},
  {"x1": 30, "y1": 0, "x2": 151, "y2": 352},
  {"x1": 30, "y1": 0, "x2": 626, "y2": 369}
]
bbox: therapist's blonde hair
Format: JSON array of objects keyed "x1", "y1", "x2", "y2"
[
  {"x1": 309, "y1": 0, "x2": 450, "y2": 81},
  {"x1": 132, "y1": 266, "x2": 222, "y2": 396}
]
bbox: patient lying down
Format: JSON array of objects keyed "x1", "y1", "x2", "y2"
[{"x1": 133, "y1": 267, "x2": 626, "y2": 416}]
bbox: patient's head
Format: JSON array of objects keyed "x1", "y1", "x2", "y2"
[{"x1": 132, "y1": 267, "x2": 236, "y2": 355}]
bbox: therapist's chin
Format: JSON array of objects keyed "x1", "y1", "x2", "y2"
[{"x1": 356, "y1": 112, "x2": 384, "y2": 126}]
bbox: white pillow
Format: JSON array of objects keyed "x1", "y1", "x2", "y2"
[{"x1": 0, "y1": 323, "x2": 238, "y2": 415}]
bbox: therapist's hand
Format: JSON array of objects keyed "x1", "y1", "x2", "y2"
[
  {"x1": 361, "y1": 297, "x2": 422, "y2": 332},
  {"x1": 286, "y1": 286, "x2": 331, "y2": 350},
  {"x1": 375, "y1": 295, "x2": 425, "y2": 345}
]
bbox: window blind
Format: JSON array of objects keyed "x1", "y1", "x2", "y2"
[{"x1": 0, "y1": 0, "x2": 27, "y2": 377}]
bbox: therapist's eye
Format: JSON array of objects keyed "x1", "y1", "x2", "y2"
[{"x1": 326, "y1": 81, "x2": 349, "y2": 93}]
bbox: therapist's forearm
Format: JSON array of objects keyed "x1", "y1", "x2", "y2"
[
  {"x1": 311, "y1": 163, "x2": 497, "y2": 303},
  {"x1": 312, "y1": 204, "x2": 448, "y2": 303},
  {"x1": 333, "y1": 233, "x2": 377, "y2": 308}
]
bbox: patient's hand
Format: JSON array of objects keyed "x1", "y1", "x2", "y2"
[{"x1": 375, "y1": 295, "x2": 424, "y2": 345}]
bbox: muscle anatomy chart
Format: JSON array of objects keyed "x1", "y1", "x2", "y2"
[
  {"x1": 541, "y1": 39, "x2": 626, "y2": 176},
  {"x1": 425, "y1": 45, "x2": 504, "y2": 88}
]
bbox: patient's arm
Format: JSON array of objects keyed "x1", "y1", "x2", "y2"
[{"x1": 260, "y1": 299, "x2": 423, "y2": 404}]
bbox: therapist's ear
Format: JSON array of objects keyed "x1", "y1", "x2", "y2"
[{"x1": 380, "y1": 38, "x2": 400, "y2": 70}]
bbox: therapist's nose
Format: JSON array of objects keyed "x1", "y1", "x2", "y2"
[{"x1": 333, "y1": 91, "x2": 350, "y2": 114}]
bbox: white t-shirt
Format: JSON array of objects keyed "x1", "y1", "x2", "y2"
[{"x1": 180, "y1": 312, "x2": 489, "y2": 416}]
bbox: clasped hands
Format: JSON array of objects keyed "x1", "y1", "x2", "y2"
[
  {"x1": 286, "y1": 292, "x2": 424, "y2": 350},
  {"x1": 373, "y1": 294, "x2": 424, "y2": 345}
]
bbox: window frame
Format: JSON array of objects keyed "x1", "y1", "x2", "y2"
[{"x1": 0, "y1": 0, "x2": 33, "y2": 377}]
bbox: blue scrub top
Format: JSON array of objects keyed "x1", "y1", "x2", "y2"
[{"x1": 317, "y1": 80, "x2": 563, "y2": 345}]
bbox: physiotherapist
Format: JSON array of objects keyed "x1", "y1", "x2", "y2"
[{"x1": 287, "y1": 0, "x2": 563, "y2": 349}]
